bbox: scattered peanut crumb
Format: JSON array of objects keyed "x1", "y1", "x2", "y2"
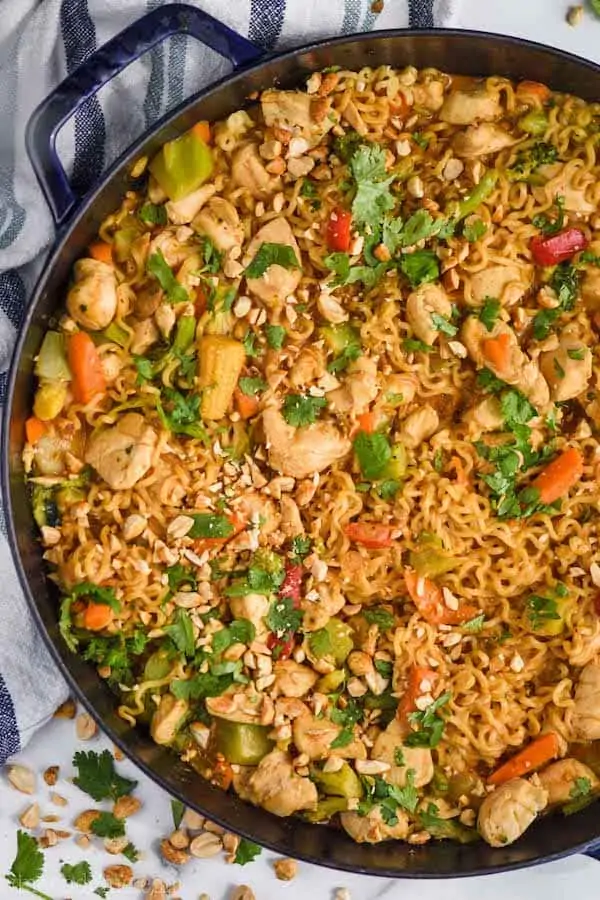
[
  {"x1": 50, "y1": 792, "x2": 68, "y2": 807},
  {"x1": 53, "y1": 698, "x2": 76, "y2": 719},
  {"x1": 335, "y1": 890, "x2": 351, "y2": 900},
  {"x1": 43, "y1": 765, "x2": 59, "y2": 786},
  {"x1": 19, "y1": 803, "x2": 40, "y2": 829},
  {"x1": 6, "y1": 764, "x2": 36, "y2": 795},
  {"x1": 76, "y1": 712, "x2": 98, "y2": 741},
  {"x1": 566, "y1": 5, "x2": 584, "y2": 26},
  {"x1": 114, "y1": 794, "x2": 142, "y2": 818},
  {"x1": 273, "y1": 858, "x2": 298, "y2": 881},
  {"x1": 104, "y1": 864, "x2": 134, "y2": 888},
  {"x1": 230, "y1": 888, "x2": 255, "y2": 900}
]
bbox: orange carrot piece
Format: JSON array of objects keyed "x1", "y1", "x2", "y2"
[
  {"x1": 357, "y1": 411, "x2": 377, "y2": 434},
  {"x1": 25, "y1": 416, "x2": 47, "y2": 445},
  {"x1": 516, "y1": 81, "x2": 551, "y2": 105},
  {"x1": 68, "y1": 332, "x2": 106, "y2": 404},
  {"x1": 344, "y1": 522, "x2": 393, "y2": 549},
  {"x1": 234, "y1": 387, "x2": 259, "y2": 420},
  {"x1": 404, "y1": 569, "x2": 479, "y2": 626},
  {"x1": 83, "y1": 602, "x2": 114, "y2": 631},
  {"x1": 193, "y1": 512, "x2": 246, "y2": 552},
  {"x1": 397, "y1": 665, "x2": 438, "y2": 724},
  {"x1": 88, "y1": 241, "x2": 113, "y2": 264},
  {"x1": 488, "y1": 732, "x2": 560, "y2": 785},
  {"x1": 482, "y1": 332, "x2": 511, "y2": 374},
  {"x1": 533, "y1": 447, "x2": 583, "y2": 504},
  {"x1": 191, "y1": 120, "x2": 211, "y2": 144},
  {"x1": 450, "y1": 455, "x2": 467, "y2": 485}
]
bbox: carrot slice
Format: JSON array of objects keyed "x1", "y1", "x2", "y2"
[
  {"x1": 516, "y1": 81, "x2": 551, "y2": 105},
  {"x1": 482, "y1": 332, "x2": 511, "y2": 374},
  {"x1": 397, "y1": 665, "x2": 439, "y2": 724},
  {"x1": 68, "y1": 332, "x2": 106, "y2": 404},
  {"x1": 450, "y1": 455, "x2": 467, "y2": 485},
  {"x1": 488, "y1": 732, "x2": 560, "y2": 785},
  {"x1": 344, "y1": 522, "x2": 393, "y2": 549},
  {"x1": 88, "y1": 241, "x2": 113, "y2": 265},
  {"x1": 532, "y1": 447, "x2": 583, "y2": 504},
  {"x1": 356, "y1": 411, "x2": 377, "y2": 434},
  {"x1": 83, "y1": 602, "x2": 114, "y2": 631},
  {"x1": 193, "y1": 512, "x2": 246, "y2": 552},
  {"x1": 191, "y1": 120, "x2": 211, "y2": 144},
  {"x1": 25, "y1": 416, "x2": 47, "y2": 445},
  {"x1": 404, "y1": 569, "x2": 479, "y2": 626},
  {"x1": 234, "y1": 388, "x2": 259, "y2": 420}
]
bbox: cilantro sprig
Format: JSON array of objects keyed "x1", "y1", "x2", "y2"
[
  {"x1": 72, "y1": 750, "x2": 137, "y2": 802},
  {"x1": 406, "y1": 691, "x2": 452, "y2": 748},
  {"x1": 5, "y1": 831, "x2": 50, "y2": 899}
]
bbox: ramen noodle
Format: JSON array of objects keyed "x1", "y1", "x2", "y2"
[{"x1": 24, "y1": 64, "x2": 600, "y2": 847}]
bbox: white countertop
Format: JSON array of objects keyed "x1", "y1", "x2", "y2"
[{"x1": 4, "y1": 2, "x2": 600, "y2": 898}]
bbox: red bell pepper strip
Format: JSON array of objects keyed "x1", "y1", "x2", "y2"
[
  {"x1": 326, "y1": 207, "x2": 353, "y2": 252},
  {"x1": 344, "y1": 522, "x2": 393, "y2": 549},
  {"x1": 279, "y1": 563, "x2": 303, "y2": 606},
  {"x1": 266, "y1": 631, "x2": 295, "y2": 661},
  {"x1": 530, "y1": 227, "x2": 588, "y2": 266}
]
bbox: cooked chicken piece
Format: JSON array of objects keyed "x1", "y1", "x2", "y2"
[
  {"x1": 534, "y1": 163, "x2": 596, "y2": 215},
  {"x1": 301, "y1": 583, "x2": 346, "y2": 632},
  {"x1": 340, "y1": 806, "x2": 410, "y2": 843},
  {"x1": 174, "y1": 253, "x2": 202, "y2": 298},
  {"x1": 406, "y1": 282, "x2": 452, "y2": 346},
  {"x1": 572, "y1": 660, "x2": 600, "y2": 740},
  {"x1": 292, "y1": 713, "x2": 366, "y2": 760},
  {"x1": 192, "y1": 198, "x2": 244, "y2": 252},
  {"x1": 206, "y1": 688, "x2": 274, "y2": 726},
  {"x1": 279, "y1": 494, "x2": 304, "y2": 539},
  {"x1": 148, "y1": 229, "x2": 191, "y2": 268},
  {"x1": 477, "y1": 777, "x2": 547, "y2": 847},
  {"x1": 326, "y1": 356, "x2": 379, "y2": 414},
  {"x1": 461, "y1": 317, "x2": 550, "y2": 411},
  {"x1": 539, "y1": 336, "x2": 592, "y2": 402},
  {"x1": 439, "y1": 89, "x2": 502, "y2": 125},
  {"x1": 261, "y1": 89, "x2": 335, "y2": 146},
  {"x1": 231, "y1": 491, "x2": 280, "y2": 538},
  {"x1": 464, "y1": 396, "x2": 504, "y2": 435},
  {"x1": 399, "y1": 405, "x2": 440, "y2": 449},
  {"x1": 372, "y1": 719, "x2": 434, "y2": 788},
  {"x1": 155, "y1": 302, "x2": 176, "y2": 339},
  {"x1": 166, "y1": 183, "x2": 216, "y2": 225},
  {"x1": 33, "y1": 431, "x2": 72, "y2": 476},
  {"x1": 150, "y1": 695, "x2": 189, "y2": 745},
  {"x1": 581, "y1": 266, "x2": 600, "y2": 312},
  {"x1": 413, "y1": 80, "x2": 445, "y2": 111},
  {"x1": 342, "y1": 100, "x2": 368, "y2": 135},
  {"x1": 130, "y1": 318, "x2": 159, "y2": 355},
  {"x1": 244, "y1": 217, "x2": 302, "y2": 303},
  {"x1": 468, "y1": 263, "x2": 533, "y2": 308},
  {"x1": 66, "y1": 259, "x2": 117, "y2": 331},
  {"x1": 452, "y1": 122, "x2": 517, "y2": 158},
  {"x1": 229, "y1": 593, "x2": 270, "y2": 633},
  {"x1": 273, "y1": 661, "x2": 318, "y2": 698},
  {"x1": 381, "y1": 373, "x2": 418, "y2": 406},
  {"x1": 85, "y1": 413, "x2": 157, "y2": 491},
  {"x1": 289, "y1": 346, "x2": 326, "y2": 388},
  {"x1": 134, "y1": 282, "x2": 163, "y2": 319},
  {"x1": 537, "y1": 759, "x2": 597, "y2": 806},
  {"x1": 234, "y1": 749, "x2": 318, "y2": 817},
  {"x1": 231, "y1": 142, "x2": 279, "y2": 198},
  {"x1": 262, "y1": 407, "x2": 350, "y2": 479}
]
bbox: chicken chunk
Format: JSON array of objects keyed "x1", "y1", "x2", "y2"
[
  {"x1": 206, "y1": 688, "x2": 274, "y2": 726},
  {"x1": 166, "y1": 183, "x2": 216, "y2": 225},
  {"x1": 300, "y1": 583, "x2": 346, "y2": 632},
  {"x1": 399, "y1": 405, "x2": 440, "y2": 449},
  {"x1": 150, "y1": 695, "x2": 189, "y2": 745},
  {"x1": 468, "y1": 263, "x2": 533, "y2": 308},
  {"x1": 261, "y1": 89, "x2": 335, "y2": 146},
  {"x1": 273, "y1": 660, "x2": 318, "y2": 698},
  {"x1": 130, "y1": 318, "x2": 159, "y2": 355},
  {"x1": 234, "y1": 749, "x2": 317, "y2": 817},
  {"x1": 439, "y1": 89, "x2": 502, "y2": 125},
  {"x1": 85, "y1": 413, "x2": 157, "y2": 491},
  {"x1": 66, "y1": 259, "x2": 118, "y2": 331},
  {"x1": 192, "y1": 198, "x2": 244, "y2": 252},
  {"x1": 292, "y1": 713, "x2": 366, "y2": 760},
  {"x1": 452, "y1": 123, "x2": 518, "y2": 158},
  {"x1": 340, "y1": 806, "x2": 410, "y2": 843},
  {"x1": 326, "y1": 356, "x2": 379, "y2": 414},
  {"x1": 148, "y1": 229, "x2": 191, "y2": 268},
  {"x1": 262, "y1": 407, "x2": 350, "y2": 479},
  {"x1": 342, "y1": 100, "x2": 368, "y2": 136},
  {"x1": 572, "y1": 660, "x2": 600, "y2": 740},
  {"x1": 534, "y1": 163, "x2": 596, "y2": 216},
  {"x1": 461, "y1": 317, "x2": 550, "y2": 411},
  {"x1": 539, "y1": 336, "x2": 592, "y2": 402},
  {"x1": 406, "y1": 282, "x2": 452, "y2": 346},
  {"x1": 464, "y1": 396, "x2": 504, "y2": 435},
  {"x1": 537, "y1": 759, "x2": 597, "y2": 806},
  {"x1": 477, "y1": 778, "x2": 548, "y2": 847},
  {"x1": 412, "y1": 80, "x2": 445, "y2": 111},
  {"x1": 231, "y1": 142, "x2": 279, "y2": 198},
  {"x1": 381, "y1": 373, "x2": 418, "y2": 407},
  {"x1": 229, "y1": 593, "x2": 270, "y2": 633},
  {"x1": 244, "y1": 217, "x2": 302, "y2": 303},
  {"x1": 372, "y1": 719, "x2": 434, "y2": 788},
  {"x1": 580, "y1": 246, "x2": 600, "y2": 310},
  {"x1": 289, "y1": 346, "x2": 326, "y2": 388}
]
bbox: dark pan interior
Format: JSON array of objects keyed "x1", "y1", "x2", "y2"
[{"x1": 5, "y1": 30, "x2": 600, "y2": 877}]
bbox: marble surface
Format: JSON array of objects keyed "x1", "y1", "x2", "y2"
[{"x1": 4, "y1": 1, "x2": 600, "y2": 898}]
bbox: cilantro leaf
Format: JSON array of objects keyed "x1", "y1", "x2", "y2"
[
  {"x1": 133, "y1": 355, "x2": 155, "y2": 384},
  {"x1": 72, "y1": 581, "x2": 120, "y2": 612},
  {"x1": 532, "y1": 262, "x2": 579, "y2": 339},
  {"x1": 418, "y1": 802, "x2": 479, "y2": 843},
  {"x1": 72, "y1": 750, "x2": 137, "y2": 802},
  {"x1": 91, "y1": 812, "x2": 126, "y2": 839},
  {"x1": 406, "y1": 691, "x2": 452, "y2": 748},
  {"x1": 563, "y1": 776, "x2": 594, "y2": 815},
  {"x1": 265, "y1": 324, "x2": 286, "y2": 350},
  {"x1": 242, "y1": 330, "x2": 260, "y2": 358},
  {"x1": 431, "y1": 313, "x2": 458, "y2": 337},
  {"x1": 61, "y1": 861, "x2": 92, "y2": 886},
  {"x1": 353, "y1": 431, "x2": 392, "y2": 480},
  {"x1": 212, "y1": 619, "x2": 256, "y2": 655},
  {"x1": 478, "y1": 297, "x2": 501, "y2": 332},
  {"x1": 388, "y1": 769, "x2": 419, "y2": 813},
  {"x1": 412, "y1": 132, "x2": 429, "y2": 149},
  {"x1": 234, "y1": 838, "x2": 262, "y2": 865},
  {"x1": 147, "y1": 249, "x2": 189, "y2": 304},
  {"x1": 266, "y1": 596, "x2": 303, "y2": 638},
  {"x1": 330, "y1": 727, "x2": 355, "y2": 748},
  {"x1": 324, "y1": 251, "x2": 386, "y2": 290},
  {"x1": 166, "y1": 563, "x2": 197, "y2": 593},
  {"x1": 333, "y1": 130, "x2": 366, "y2": 162},
  {"x1": 462, "y1": 614, "x2": 486, "y2": 633},
  {"x1": 5, "y1": 831, "x2": 48, "y2": 896},
  {"x1": 188, "y1": 513, "x2": 234, "y2": 540},
  {"x1": 171, "y1": 671, "x2": 240, "y2": 700},
  {"x1": 526, "y1": 585, "x2": 567, "y2": 629},
  {"x1": 463, "y1": 217, "x2": 487, "y2": 242},
  {"x1": 403, "y1": 338, "x2": 433, "y2": 353},
  {"x1": 397, "y1": 210, "x2": 449, "y2": 248},
  {"x1": 282, "y1": 393, "x2": 327, "y2": 427},
  {"x1": 533, "y1": 195, "x2": 565, "y2": 236},
  {"x1": 82, "y1": 629, "x2": 148, "y2": 685},
  {"x1": 400, "y1": 250, "x2": 440, "y2": 288},
  {"x1": 122, "y1": 842, "x2": 140, "y2": 863},
  {"x1": 139, "y1": 202, "x2": 167, "y2": 226},
  {"x1": 239, "y1": 376, "x2": 267, "y2": 396},
  {"x1": 363, "y1": 607, "x2": 395, "y2": 630},
  {"x1": 198, "y1": 236, "x2": 223, "y2": 274},
  {"x1": 477, "y1": 367, "x2": 506, "y2": 393},
  {"x1": 350, "y1": 144, "x2": 395, "y2": 227},
  {"x1": 164, "y1": 609, "x2": 196, "y2": 657},
  {"x1": 377, "y1": 479, "x2": 401, "y2": 500},
  {"x1": 171, "y1": 798, "x2": 185, "y2": 829},
  {"x1": 245, "y1": 243, "x2": 300, "y2": 279},
  {"x1": 225, "y1": 556, "x2": 286, "y2": 598},
  {"x1": 290, "y1": 535, "x2": 312, "y2": 563}
]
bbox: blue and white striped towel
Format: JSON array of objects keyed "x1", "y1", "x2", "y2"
[{"x1": 0, "y1": 0, "x2": 460, "y2": 763}]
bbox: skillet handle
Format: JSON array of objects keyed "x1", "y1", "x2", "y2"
[{"x1": 25, "y1": 2, "x2": 262, "y2": 227}]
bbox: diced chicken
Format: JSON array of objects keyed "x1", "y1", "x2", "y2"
[
  {"x1": 439, "y1": 89, "x2": 502, "y2": 125},
  {"x1": 581, "y1": 267, "x2": 600, "y2": 312},
  {"x1": 85, "y1": 413, "x2": 157, "y2": 491},
  {"x1": 461, "y1": 317, "x2": 550, "y2": 411},
  {"x1": 292, "y1": 713, "x2": 366, "y2": 760},
  {"x1": 326, "y1": 356, "x2": 379, "y2": 414},
  {"x1": 231, "y1": 142, "x2": 279, "y2": 198},
  {"x1": 572, "y1": 660, "x2": 600, "y2": 740},
  {"x1": 66, "y1": 259, "x2": 117, "y2": 331},
  {"x1": 130, "y1": 318, "x2": 159, "y2": 355},
  {"x1": 342, "y1": 100, "x2": 368, "y2": 136},
  {"x1": 229, "y1": 593, "x2": 270, "y2": 632},
  {"x1": 406, "y1": 283, "x2": 452, "y2": 347},
  {"x1": 340, "y1": 806, "x2": 410, "y2": 843},
  {"x1": 412, "y1": 80, "x2": 445, "y2": 111},
  {"x1": 205, "y1": 688, "x2": 274, "y2": 726},
  {"x1": 262, "y1": 407, "x2": 351, "y2": 479},
  {"x1": 279, "y1": 495, "x2": 304, "y2": 539},
  {"x1": 175, "y1": 253, "x2": 203, "y2": 298},
  {"x1": 150, "y1": 695, "x2": 189, "y2": 745},
  {"x1": 301, "y1": 583, "x2": 345, "y2": 632},
  {"x1": 289, "y1": 346, "x2": 326, "y2": 388},
  {"x1": 273, "y1": 661, "x2": 318, "y2": 698},
  {"x1": 148, "y1": 229, "x2": 191, "y2": 268},
  {"x1": 537, "y1": 759, "x2": 597, "y2": 806},
  {"x1": 33, "y1": 431, "x2": 72, "y2": 476},
  {"x1": 244, "y1": 217, "x2": 302, "y2": 303},
  {"x1": 234, "y1": 749, "x2": 317, "y2": 817},
  {"x1": 534, "y1": 163, "x2": 596, "y2": 215},
  {"x1": 477, "y1": 778, "x2": 547, "y2": 847},
  {"x1": 539, "y1": 336, "x2": 592, "y2": 402},
  {"x1": 261, "y1": 90, "x2": 335, "y2": 147},
  {"x1": 231, "y1": 491, "x2": 280, "y2": 538},
  {"x1": 452, "y1": 123, "x2": 517, "y2": 158},
  {"x1": 381, "y1": 373, "x2": 418, "y2": 406},
  {"x1": 372, "y1": 719, "x2": 434, "y2": 788},
  {"x1": 399, "y1": 405, "x2": 440, "y2": 449},
  {"x1": 192, "y1": 198, "x2": 244, "y2": 252},
  {"x1": 155, "y1": 302, "x2": 176, "y2": 339},
  {"x1": 166, "y1": 183, "x2": 216, "y2": 225},
  {"x1": 468, "y1": 263, "x2": 533, "y2": 308},
  {"x1": 464, "y1": 396, "x2": 504, "y2": 435},
  {"x1": 134, "y1": 283, "x2": 163, "y2": 319}
]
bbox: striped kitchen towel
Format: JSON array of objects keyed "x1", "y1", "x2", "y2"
[{"x1": 0, "y1": 0, "x2": 460, "y2": 762}]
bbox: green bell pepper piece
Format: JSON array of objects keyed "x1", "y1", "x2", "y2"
[
  {"x1": 35, "y1": 331, "x2": 71, "y2": 381},
  {"x1": 172, "y1": 315, "x2": 196, "y2": 354},
  {"x1": 98, "y1": 321, "x2": 129, "y2": 348},
  {"x1": 144, "y1": 649, "x2": 174, "y2": 681},
  {"x1": 382, "y1": 442, "x2": 408, "y2": 480},
  {"x1": 319, "y1": 323, "x2": 360, "y2": 355},
  {"x1": 316, "y1": 670, "x2": 346, "y2": 694},
  {"x1": 150, "y1": 129, "x2": 214, "y2": 201},
  {"x1": 305, "y1": 797, "x2": 349, "y2": 823},
  {"x1": 309, "y1": 618, "x2": 354, "y2": 667},
  {"x1": 409, "y1": 547, "x2": 458, "y2": 578},
  {"x1": 312, "y1": 762, "x2": 363, "y2": 799},
  {"x1": 213, "y1": 717, "x2": 274, "y2": 766}
]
